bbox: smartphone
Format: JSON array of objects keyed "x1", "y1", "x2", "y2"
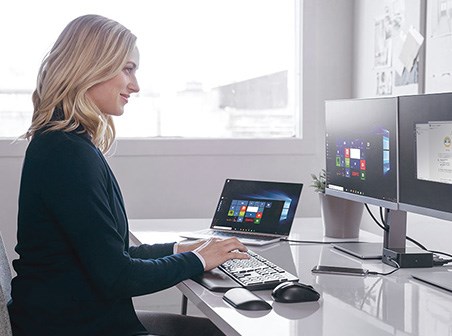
[{"x1": 311, "y1": 265, "x2": 368, "y2": 276}]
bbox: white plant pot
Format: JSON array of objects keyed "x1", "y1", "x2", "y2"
[{"x1": 319, "y1": 193, "x2": 364, "y2": 238}]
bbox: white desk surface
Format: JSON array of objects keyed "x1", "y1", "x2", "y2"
[{"x1": 129, "y1": 218, "x2": 452, "y2": 336}]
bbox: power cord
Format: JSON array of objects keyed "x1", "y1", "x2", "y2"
[
  {"x1": 368, "y1": 259, "x2": 400, "y2": 276},
  {"x1": 365, "y1": 204, "x2": 387, "y2": 231},
  {"x1": 280, "y1": 238, "x2": 373, "y2": 244},
  {"x1": 432, "y1": 253, "x2": 452, "y2": 266}
]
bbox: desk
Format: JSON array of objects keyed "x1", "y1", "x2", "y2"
[{"x1": 129, "y1": 218, "x2": 452, "y2": 336}]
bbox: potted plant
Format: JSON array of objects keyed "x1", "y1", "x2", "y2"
[
  {"x1": 310, "y1": 169, "x2": 326, "y2": 193},
  {"x1": 311, "y1": 169, "x2": 363, "y2": 238}
]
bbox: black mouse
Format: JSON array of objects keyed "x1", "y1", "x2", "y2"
[{"x1": 271, "y1": 281, "x2": 320, "y2": 303}]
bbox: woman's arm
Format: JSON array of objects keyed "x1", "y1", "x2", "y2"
[
  {"x1": 128, "y1": 243, "x2": 175, "y2": 259},
  {"x1": 36, "y1": 134, "x2": 204, "y2": 299}
]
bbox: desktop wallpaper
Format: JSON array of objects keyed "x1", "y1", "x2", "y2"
[
  {"x1": 211, "y1": 179, "x2": 303, "y2": 235},
  {"x1": 325, "y1": 98, "x2": 398, "y2": 203}
]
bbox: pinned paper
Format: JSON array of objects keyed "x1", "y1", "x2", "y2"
[
  {"x1": 399, "y1": 27, "x2": 424, "y2": 72},
  {"x1": 393, "y1": 57, "x2": 405, "y2": 77}
]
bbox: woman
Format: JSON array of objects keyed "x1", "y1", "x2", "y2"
[{"x1": 8, "y1": 14, "x2": 248, "y2": 336}]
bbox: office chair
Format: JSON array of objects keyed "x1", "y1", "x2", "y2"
[{"x1": 0, "y1": 232, "x2": 12, "y2": 336}]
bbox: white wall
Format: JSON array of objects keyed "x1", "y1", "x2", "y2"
[{"x1": 106, "y1": 139, "x2": 317, "y2": 220}]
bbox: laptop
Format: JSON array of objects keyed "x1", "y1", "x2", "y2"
[{"x1": 180, "y1": 178, "x2": 303, "y2": 246}]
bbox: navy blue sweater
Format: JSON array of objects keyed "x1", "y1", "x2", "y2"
[{"x1": 9, "y1": 129, "x2": 203, "y2": 335}]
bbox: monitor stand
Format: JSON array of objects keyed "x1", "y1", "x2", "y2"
[{"x1": 332, "y1": 242, "x2": 383, "y2": 259}]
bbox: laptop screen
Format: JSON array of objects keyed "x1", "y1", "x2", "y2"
[{"x1": 211, "y1": 179, "x2": 303, "y2": 235}]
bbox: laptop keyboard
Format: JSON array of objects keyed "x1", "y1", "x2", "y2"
[
  {"x1": 218, "y1": 250, "x2": 299, "y2": 290},
  {"x1": 210, "y1": 230, "x2": 277, "y2": 241}
]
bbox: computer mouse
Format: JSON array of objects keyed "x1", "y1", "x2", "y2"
[
  {"x1": 271, "y1": 281, "x2": 320, "y2": 303},
  {"x1": 223, "y1": 288, "x2": 272, "y2": 311}
]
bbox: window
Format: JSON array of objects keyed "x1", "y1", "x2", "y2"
[{"x1": 0, "y1": 0, "x2": 300, "y2": 138}]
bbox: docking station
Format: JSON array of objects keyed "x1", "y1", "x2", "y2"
[{"x1": 382, "y1": 247, "x2": 433, "y2": 268}]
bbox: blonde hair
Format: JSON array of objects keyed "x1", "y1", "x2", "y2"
[{"x1": 26, "y1": 14, "x2": 137, "y2": 153}]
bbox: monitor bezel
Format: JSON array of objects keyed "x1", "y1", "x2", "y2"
[{"x1": 325, "y1": 188, "x2": 398, "y2": 210}]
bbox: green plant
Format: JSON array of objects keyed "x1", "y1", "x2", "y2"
[{"x1": 310, "y1": 169, "x2": 326, "y2": 193}]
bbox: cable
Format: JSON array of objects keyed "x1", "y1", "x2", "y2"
[
  {"x1": 379, "y1": 207, "x2": 389, "y2": 230},
  {"x1": 280, "y1": 238, "x2": 373, "y2": 245},
  {"x1": 368, "y1": 259, "x2": 400, "y2": 276},
  {"x1": 364, "y1": 204, "x2": 387, "y2": 231},
  {"x1": 430, "y1": 250, "x2": 452, "y2": 259},
  {"x1": 285, "y1": 208, "x2": 450, "y2": 265},
  {"x1": 433, "y1": 258, "x2": 452, "y2": 266},
  {"x1": 365, "y1": 205, "x2": 452, "y2": 266},
  {"x1": 285, "y1": 206, "x2": 452, "y2": 266},
  {"x1": 406, "y1": 236, "x2": 427, "y2": 250}
]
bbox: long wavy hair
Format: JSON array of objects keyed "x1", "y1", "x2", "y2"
[{"x1": 25, "y1": 14, "x2": 137, "y2": 153}]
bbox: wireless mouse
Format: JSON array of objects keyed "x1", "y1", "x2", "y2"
[{"x1": 271, "y1": 281, "x2": 320, "y2": 303}]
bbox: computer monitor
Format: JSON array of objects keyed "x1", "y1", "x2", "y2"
[
  {"x1": 325, "y1": 97, "x2": 399, "y2": 208},
  {"x1": 399, "y1": 92, "x2": 452, "y2": 220},
  {"x1": 324, "y1": 97, "x2": 407, "y2": 258},
  {"x1": 398, "y1": 92, "x2": 452, "y2": 291}
]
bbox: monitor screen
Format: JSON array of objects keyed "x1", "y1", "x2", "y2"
[
  {"x1": 399, "y1": 92, "x2": 452, "y2": 220},
  {"x1": 211, "y1": 179, "x2": 303, "y2": 235},
  {"x1": 325, "y1": 97, "x2": 398, "y2": 209}
]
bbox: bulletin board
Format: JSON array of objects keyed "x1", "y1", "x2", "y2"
[{"x1": 373, "y1": 0, "x2": 423, "y2": 97}]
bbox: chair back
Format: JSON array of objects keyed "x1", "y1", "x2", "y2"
[{"x1": 0, "y1": 233, "x2": 12, "y2": 336}]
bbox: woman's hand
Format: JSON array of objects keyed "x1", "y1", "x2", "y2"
[{"x1": 193, "y1": 238, "x2": 249, "y2": 271}]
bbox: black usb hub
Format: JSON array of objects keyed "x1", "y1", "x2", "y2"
[{"x1": 382, "y1": 247, "x2": 433, "y2": 268}]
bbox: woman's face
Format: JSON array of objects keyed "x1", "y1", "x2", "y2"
[{"x1": 87, "y1": 46, "x2": 140, "y2": 116}]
